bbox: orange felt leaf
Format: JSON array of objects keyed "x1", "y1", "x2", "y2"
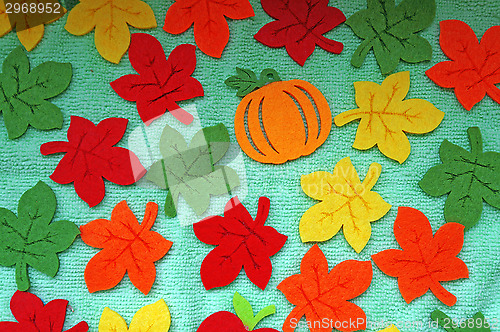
[
  {"x1": 278, "y1": 244, "x2": 372, "y2": 332},
  {"x1": 163, "y1": 0, "x2": 254, "y2": 58},
  {"x1": 372, "y1": 207, "x2": 469, "y2": 307},
  {"x1": 80, "y1": 201, "x2": 172, "y2": 295}
]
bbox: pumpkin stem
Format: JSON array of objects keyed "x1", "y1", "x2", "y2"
[
  {"x1": 225, "y1": 68, "x2": 281, "y2": 97},
  {"x1": 259, "y1": 69, "x2": 281, "y2": 85}
]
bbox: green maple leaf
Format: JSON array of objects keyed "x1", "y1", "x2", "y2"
[
  {"x1": 419, "y1": 127, "x2": 500, "y2": 229},
  {"x1": 146, "y1": 123, "x2": 240, "y2": 217},
  {"x1": 0, "y1": 46, "x2": 72, "y2": 139},
  {"x1": 346, "y1": 0, "x2": 435, "y2": 74},
  {"x1": 0, "y1": 181, "x2": 80, "y2": 291},
  {"x1": 432, "y1": 309, "x2": 491, "y2": 331}
]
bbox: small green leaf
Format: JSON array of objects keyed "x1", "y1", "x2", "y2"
[
  {"x1": 233, "y1": 292, "x2": 254, "y2": 328},
  {"x1": 225, "y1": 68, "x2": 260, "y2": 97},
  {"x1": 431, "y1": 309, "x2": 491, "y2": 331},
  {"x1": 250, "y1": 305, "x2": 276, "y2": 330}
]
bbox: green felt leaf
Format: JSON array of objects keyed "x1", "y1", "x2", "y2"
[
  {"x1": 431, "y1": 309, "x2": 491, "y2": 331},
  {"x1": 0, "y1": 181, "x2": 79, "y2": 291},
  {"x1": 232, "y1": 292, "x2": 276, "y2": 331},
  {"x1": 346, "y1": 0, "x2": 435, "y2": 74},
  {"x1": 0, "y1": 46, "x2": 72, "y2": 139},
  {"x1": 225, "y1": 68, "x2": 281, "y2": 97},
  {"x1": 419, "y1": 127, "x2": 500, "y2": 230}
]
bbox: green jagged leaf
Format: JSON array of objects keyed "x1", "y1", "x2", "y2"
[
  {"x1": 0, "y1": 46, "x2": 72, "y2": 139},
  {"x1": 431, "y1": 309, "x2": 491, "y2": 331},
  {"x1": 0, "y1": 181, "x2": 80, "y2": 290},
  {"x1": 232, "y1": 292, "x2": 276, "y2": 331},
  {"x1": 225, "y1": 68, "x2": 281, "y2": 97},
  {"x1": 419, "y1": 127, "x2": 500, "y2": 229}
]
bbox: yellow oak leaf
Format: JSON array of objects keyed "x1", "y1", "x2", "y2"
[
  {"x1": 378, "y1": 325, "x2": 400, "y2": 332},
  {"x1": 300, "y1": 157, "x2": 391, "y2": 253},
  {"x1": 65, "y1": 0, "x2": 156, "y2": 63},
  {"x1": 98, "y1": 299, "x2": 171, "y2": 332},
  {"x1": 334, "y1": 71, "x2": 444, "y2": 163}
]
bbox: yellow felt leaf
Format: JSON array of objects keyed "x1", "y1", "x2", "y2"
[
  {"x1": 98, "y1": 307, "x2": 129, "y2": 332},
  {"x1": 0, "y1": 1, "x2": 13, "y2": 37},
  {"x1": 334, "y1": 71, "x2": 444, "y2": 163},
  {"x1": 300, "y1": 157, "x2": 391, "y2": 253},
  {"x1": 65, "y1": 0, "x2": 157, "y2": 63},
  {"x1": 378, "y1": 325, "x2": 400, "y2": 332}
]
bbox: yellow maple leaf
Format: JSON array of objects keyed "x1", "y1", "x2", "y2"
[
  {"x1": 334, "y1": 71, "x2": 444, "y2": 163},
  {"x1": 65, "y1": 0, "x2": 156, "y2": 63},
  {"x1": 98, "y1": 299, "x2": 171, "y2": 332},
  {"x1": 300, "y1": 157, "x2": 391, "y2": 253},
  {"x1": 378, "y1": 325, "x2": 400, "y2": 332}
]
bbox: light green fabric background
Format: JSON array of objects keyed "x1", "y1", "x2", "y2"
[{"x1": 0, "y1": 0, "x2": 499, "y2": 331}]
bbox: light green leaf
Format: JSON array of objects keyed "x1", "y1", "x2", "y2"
[{"x1": 232, "y1": 292, "x2": 276, "y2": 331}]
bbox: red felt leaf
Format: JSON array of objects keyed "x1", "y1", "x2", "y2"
[
  {"x1": 426, "y1": 20, "x2": 500, "y2": 110},
  {"x1": 193, "y1": 196, "x2": 287, "y2": 290},
  {"x1": 0, "y1": 291, "x2": 89, "y2": 332},
  {"x1": 110, "y1": 33, "x2": 204, "y2": 125},
  {"x1": 254, "y1": 0, "x2": 345, "y2": 66},
  {"x1": 40, "y1": 116, "x2": 146, "y2": 207},
  {"x1": 372, "y1": 207, "x2": 469, "y2": 306},
  {"x1": 197, "y1": 311, "x2": 278, "y2": 332}
]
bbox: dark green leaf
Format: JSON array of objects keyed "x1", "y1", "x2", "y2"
[
  {"x1": 225, "y1": 68, "x2": 260, "y2": 97},
  {"x1": 431, "y1": 309, "x2": 491, "y2": 331}
]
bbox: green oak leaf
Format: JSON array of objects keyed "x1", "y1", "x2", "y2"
[
  {"x1": 146, "y1": 123, "x2": 240, "y2": 217},
  {"x1": 346, "y1": 0, "x2": 435, "y2": 74},
  {"x1": 0, "y1": 46, "x2": 72, "y2": 139},
  {"x1": 431, "y1": 309, "x2": 491, "y2": 331},
  {"x1": 233, "y1": 292, "x2": 276, "y2": 331},
  {"x1": 419, "y1": 127, "x2": 500, "y2": 229},
  {"x1": 225, "y1": 68, "x2": 281, "y2": 97},
  {"x1": 0, "y1": 181, "x2": 80, "y2": 291}
]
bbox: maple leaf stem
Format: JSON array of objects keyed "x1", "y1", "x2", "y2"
[
  {"x1": 141, "y1": 202, "x2": 159, "y2": 231},
  {"x1": 430, "y1": 280, "x2": 457, "y2": 306}
]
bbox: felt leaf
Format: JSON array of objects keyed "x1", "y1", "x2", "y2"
[
  {"x1": 0, "y1": 181, "x2": 79, "y2": 291},
  {"x1": 0, "y1": 46, "x2": 72, "y2": 139},
  {"x1": 197, "y1": 311, "x2": 279, "y2": 332},
  {"x1": 146, "y1": 123, "x2": 240, "y2": 217},
  {"x1": 419, "y1": 127, "x2": 500, "y2": 229},
  {"x1": 233, "y1": 292, "x2": 276, "y2": 331},
  {"x1": 254, "y1": 0, "x2": 345, "y2": 66},
  {"x1": 0, "y1": 291, "x2": 89, "y2": 332},
  {"x1": 426, "y1": 20, "x2": 500, "y2": 110},
  {"x1": 110, "y1": 33, "x2": 204, "y2": 126},
  {"x1": 225, "y1": 68, "x2": 282, "y2": 97},
  {"x1": 193, "y1": 196, "x2": 287, "y2": 290},
  {"x1": 431, "y1": 310, "x2": 491, "y2": 332},
  {"x1": 372, "y1": 207, "x2": 469, "y2": 306},
  {"x1": 334, "y1": 71, "x2": 444, "y2": 163},
  {"x1": 40, "y1": 116, "x2": 146, "y2": 207},
  {"x1": 163, "y1": 0, "x2": 254, "y2": 58},
  {"x1": 346, "y1": 0, "x2": 435, "y2": 73},
  {"x1": 64, "y1": 0, "x2": 156, "y2": 63},
  {"x1": 80, "y1": 201, "x2": 172, "y2": 295},
  {"x1": 278, "y1": 244, "x2": 372, "y2": 332},
  {"x1": 99, "y1": 299, "x2": 171, "y2": 331},
  {"x1": 378, "y1": 325, "x2": 400, "y2": 332},
  {"x1": 300, "y1": 157, "x2": 391, "y2": 253}
]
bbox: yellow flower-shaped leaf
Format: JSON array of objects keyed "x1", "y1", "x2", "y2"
[
  {"x1": 334, "y1": 71, "x2": 444, "y2": 163},
  {"x1": 300, "y1": 157, "x2": 391, "y2": 253},
  {"x1": 378, "y1": 325, "x2": 400, "y2": 332},
  {"x1": 65, "y1": 0, "x2": 156, "y2": 63}
]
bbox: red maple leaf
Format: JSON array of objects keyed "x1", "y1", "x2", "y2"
[
  {"x1": 254, "y1": 0, "x2": 345, "y2": 66},
  {"x1": 110, "y1": 33, "x2": 204, "y2": 125},
  {"x1": 193, "y1": 196, "x2": 287, "y2": 290},
  {"x1": 426, "y1": 20, "x2": 500, "y2": 110},
  {"x1": 40, "y1": 116, "x2": 146, "y2": 207},
  {"x1": 372, "y1": 207, "x2": 469, "y2": 306},
  {"x1": 0, "y1": 291, "x2": 88, "y2": 332},
  {"x1": 278, "y1": 244, "x2": 372, "y2": 332}
]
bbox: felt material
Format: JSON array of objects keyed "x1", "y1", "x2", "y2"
[
  {"x1": 431, "y1": 310, "x2": 491, "y2": 332},
  {"x1": 193, "y1": 196, "x2": 287, "y2": 290},
  {"x1": 372, "y1": 207, "x2": 469, "y2": 307},
  {"x1": 378, "y1": 325, "x2": 399, "y2": 332},
  {"x1": 426, "y1": 20, "x2": 500, "y2": 111},
  {"x1": 419, "y1": 127, "x2": 500, "y2": 230},
  {"x1": 334, "y1": 71, "x2": 444, "y2": 163},
  {"x1": 0, "y1": 291, "x2": 88, "y2": 332},
  {"x1": 233, "y1": 75, "x2": 331, "y2": 164},
  {"x1": 197, "y1": 310, "x2": 278, "y2": 332},
  {"x1": 233, "y1": 292, "x2": 276, "y2": 330},
  {"x1": 254, "y1": 0, "x2": 345, "y2": 66},
  {"x1": 40, "y1": 116, "x2": 146, "y2": 207},
  {"x1": 98, "y1": 299, "x2": 170, "y2": 332},
  {"x1": 163, "y1": 0, "x2": 254, "y2": 58},
  {"x1": 146, "y1": 123, "x2": 240, "y2": 217},
  {"x1": 300, "y1": 157, "x2": 391, "y2": 253},
  {"x1": 80, "y1": 201, "x2": 172, "y2": 295},
  {"x1": 64, "y1": 0, "x2": 156, "y2": 64},
  {"x1": 346, "y1": 0, "x2": 435, "y2": 74},
  {"x1": 0, "y1": 46, "x2": 71, "y2": 139},
  {"x1": 278, "y1": 244, "x2": 372, "y2": 332},
  {"x1": 0, "y1": 181, "x2": 79, "y2": 291},
  {"x1": 225, "y1": 68, "x2": 282, "y2": 97},
  {"x1": 110, "y1": 33, "x2": 204, "y2": 126}
]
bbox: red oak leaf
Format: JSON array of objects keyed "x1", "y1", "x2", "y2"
[
  {"x1": 40, "y1": 116, "x2": 146, "y2": 207},
  {"x1": 426, "y1": 20, "x2": 500, "y2": 110},
  {"x1": 278, "y1": 244, "x2": 372, "y2": 332},
  {"x1": 163, "y1": 0, "x2": 255, "y2": 58},
  {"x1": 254, "y1": 0, "x2": 345, "y2": 66},
  {"x1": 372, "y1": 207, "x2": 469, "y2": 306},
  {"x1": 193, "y1": 196, "x2": 287, "y2": 290},
  {"x1": 110, "y1": 33, "x2": 204, "y2": 125},
  {"x1": 0, "y1": 291, "x2": 88, "y2": 332}
]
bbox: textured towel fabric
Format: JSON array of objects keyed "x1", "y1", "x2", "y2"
[{"x1": 0, "y1": 0, "x2": 499, "y2": 331}]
